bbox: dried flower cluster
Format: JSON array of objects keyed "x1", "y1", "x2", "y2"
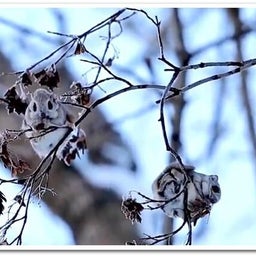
[
  {"x1": 58, "y1": 128, "x2": 87, "y2": 166},
  {"x1": 0, "y1": 132, "x2": 31, "y2": 177},
  {"x1": 121, "y1": 197, "x2": 144, "y2": 224},
  {"x1": 67, "y1": 82, "x2": 92, "y2": 107}
]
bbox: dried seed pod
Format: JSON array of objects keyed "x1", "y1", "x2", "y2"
[{"x1": 121, "y1": 197, "x2": 144, "y2": 224}]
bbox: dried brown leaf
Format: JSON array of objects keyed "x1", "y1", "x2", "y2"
[
  {"x1": 34, "y1": 65, "x2": 60, "y2": 90},
  {"x1": 19, "y1": 71, "x2": 33, "y2": 87},
  {"x1": 0, "y1": 191, "x2": 6, "y2": 215},
  {"x1": 4, "y1": 86, "x2": 28, "y2": 115}
]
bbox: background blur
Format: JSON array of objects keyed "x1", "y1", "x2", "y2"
[{"x1": 0, "y1": 7, "x2": 255, "y2": 246}]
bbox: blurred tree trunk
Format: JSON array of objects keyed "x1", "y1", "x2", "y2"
[{"x1": 228, "y1": 9, "x2": 256, "y2": 171}]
